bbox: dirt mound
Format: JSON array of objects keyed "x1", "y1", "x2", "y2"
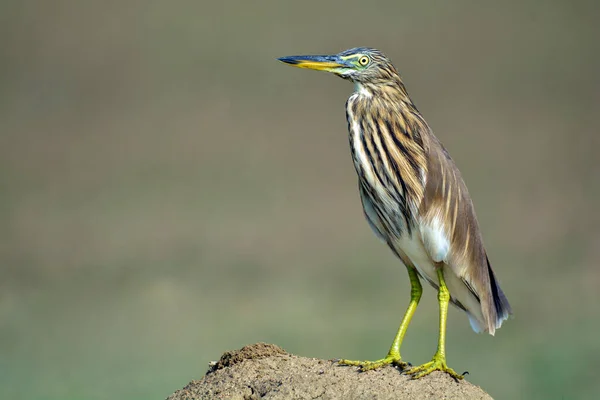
[{"x1": 167, "y1": 343, "x2": 493, "y2": 400}]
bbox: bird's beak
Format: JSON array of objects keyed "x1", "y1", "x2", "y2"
[{"x1": 277, "y1": 54, "x2": 350, "y2": 72}]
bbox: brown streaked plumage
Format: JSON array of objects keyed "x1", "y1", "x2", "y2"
[
  {"x1": 420, "y1": 135, "x2": 511, "y2": 334},
  {"x1": 278, "y1": 47, "x2": 511, "y2": 379}
]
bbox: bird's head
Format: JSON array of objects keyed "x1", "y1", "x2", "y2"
[{"x1": 278, "y1": 47, "x2": 400, "y2": 86}]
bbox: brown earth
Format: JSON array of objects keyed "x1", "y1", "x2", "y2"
[{"x1": 167, "y1": 343, "x2": 493, "y2": 400}]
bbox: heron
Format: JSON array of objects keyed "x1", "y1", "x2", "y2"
[{"x1": 277, "y1": 47, "x2": 511, "y2": 380}]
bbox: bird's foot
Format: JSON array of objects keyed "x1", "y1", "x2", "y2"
[
  {"x1": 404, "y1": 353, "x2": 463, "y2": 381},
  {"x1": 338, "y1": 352, "x2": 410, "y2": 371}
]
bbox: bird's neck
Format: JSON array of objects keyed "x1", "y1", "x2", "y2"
[
  {"x1": 350, "y1": 79, "x2": 431, "y2": 153},
  {"x1": 346, "y1": 79, "x2": 428, "y2": 237},
  {"x1": 354, "y1": 80, "x2": 426, "y2": 131},
  {"x1": 354, "y1": 79, "x2": 417, "y2": 110}
]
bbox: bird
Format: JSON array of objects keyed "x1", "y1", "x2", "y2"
[{"x1": 277, "y1": 47, "x2": 512, "y2": 380}]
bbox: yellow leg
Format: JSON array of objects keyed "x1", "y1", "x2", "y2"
[
  {"x1": 339, "y1": 267, "x2": 422, "y2": 371},
  {"x1": 406, "y1": 267, "x2": 463, "y2": 380}
]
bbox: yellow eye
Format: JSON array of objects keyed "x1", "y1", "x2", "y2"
[{"x1": 358, "y1": 56, "x2": 370, "y2": 66}]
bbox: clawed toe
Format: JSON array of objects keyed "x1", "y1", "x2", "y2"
[{"x1": 404, "y1": 354, "x2": 463, "y2": 381}]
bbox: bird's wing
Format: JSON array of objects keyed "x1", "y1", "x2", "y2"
[{"x1": 418, "y1": 136, "x2": 511, "y2": 334}]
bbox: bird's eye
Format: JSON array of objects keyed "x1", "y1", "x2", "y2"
[{"x1": 358, "y1": 56, "x2": 370, "y2": 66}]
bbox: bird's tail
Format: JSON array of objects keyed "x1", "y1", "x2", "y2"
[
  {"x1": 486, "y1": 255, "x2": 512, "y2": 335},
  {"x1": 465, "y1": 255, "x2": 511, "y2": 335}
]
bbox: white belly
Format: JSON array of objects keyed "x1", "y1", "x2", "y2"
[
  {"x1": 394, "y1": 233, "x2": 484, "y2": 332},
  {"x1": 396, "y1": 234, "x2": 438, "y2": 286}
]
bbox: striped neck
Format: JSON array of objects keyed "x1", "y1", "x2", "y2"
[
  {"x1": 353, "y1": 76, "x2": 414, "y2": 105},
  {"x1": 345, "y1": 82, "x2": 429, "y2": 237}
]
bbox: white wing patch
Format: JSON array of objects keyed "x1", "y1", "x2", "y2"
[{"x1": 420, "y1": 215, "x2": 450, "y2": 263}]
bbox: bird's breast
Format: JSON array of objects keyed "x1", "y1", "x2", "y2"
[
  {"x1": 345, "y1": 95, "x2": 384, "y2": 190},
  {"x1": 346, "y1": 95, "x2": 416, "y2": 238}
]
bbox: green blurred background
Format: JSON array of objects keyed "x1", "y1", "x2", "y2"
[{"x1": 1, "y1": 1, "x2": 599, "y2": 399}]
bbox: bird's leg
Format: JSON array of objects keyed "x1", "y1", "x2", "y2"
[
  {"x1": 406, "y1": 267, "x2": 464, "y2": 380},
  {"x1": 338, "y1": 267, "x2": 422, "y2": 371}
]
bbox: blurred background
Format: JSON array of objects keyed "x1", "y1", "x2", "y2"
[{"x1": 1, "y1": 0, "x2": 599, "y2": 399}]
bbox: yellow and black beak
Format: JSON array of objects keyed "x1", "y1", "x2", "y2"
[{"x1": 277, "y1": 54, "x2": 351, "y2": 72}]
